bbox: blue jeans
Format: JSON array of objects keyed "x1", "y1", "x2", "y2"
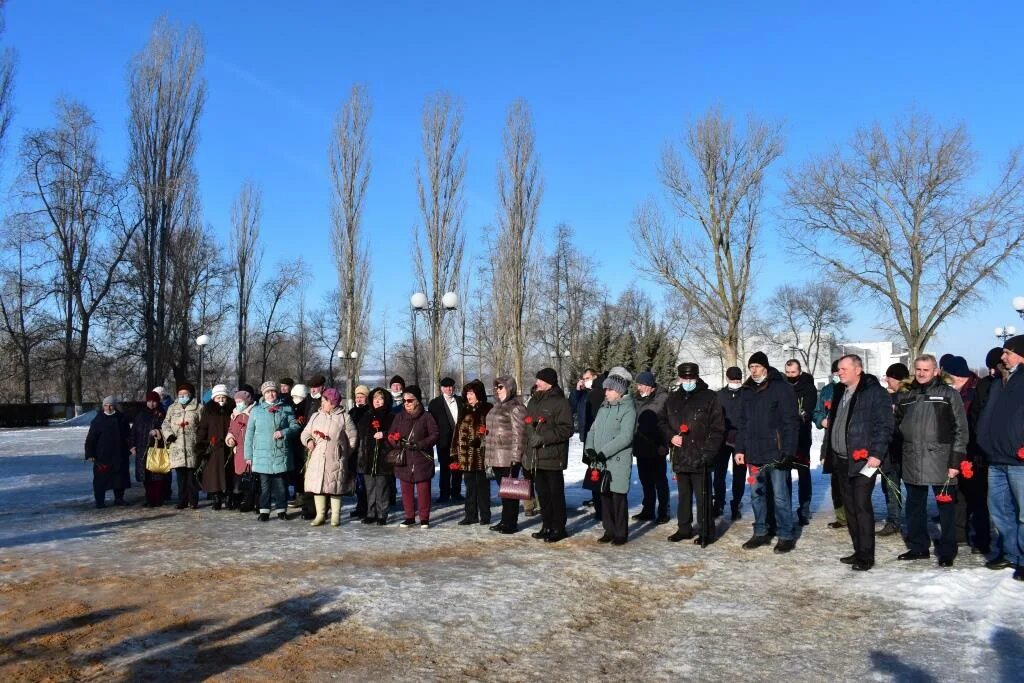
[
  {"x1": 751, "y1": 466, "x2": 794, "y2": 540},
  {"x1": 988, "y1": 465, "x2": 1024, "y2": 566},
  {"x1": 259, "y1": 472, "x2": 288, "y2": 513}
]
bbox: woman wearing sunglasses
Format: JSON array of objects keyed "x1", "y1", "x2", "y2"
[{"x1": 389, "y1": 385, "x2": 439, "y2": 527}]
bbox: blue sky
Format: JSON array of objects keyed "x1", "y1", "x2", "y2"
[{"x1": 5, "y1": 1, "x2": 1024, "y2": 368}]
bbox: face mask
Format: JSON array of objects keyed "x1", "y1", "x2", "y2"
[
  {"x1": 584, "y1": 379, "x2": 593, "y2": 389},
  {"x1": 752, "y1": 375, "x2": 767, "y2": 385},
  {"x1": 728, "y1": 382, "x2": 742, "y2": 391},
  {"x1": 681, "y1": 381, "x2": 697, "y2": 392},
  {"x1": 236, "y1": 400, "x2": 247, "y2": 410},
  {"x1": 292, "y1": 396, "x2": 303, "y2": 405},
  {"x1": 178, "y1": 396, "x2": 190, "y2": 405},
  {"x1": 831, "y1": 375, "x2": 840, "y2": 384},
  {"x1": 310, "y1": 390, "x2": 321, "y2": 399},
  {"x1": 786, "y1": 376, "x2": 798, "y2": 385}
]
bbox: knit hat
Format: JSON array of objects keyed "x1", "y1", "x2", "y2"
[
  {"x1": 536, "y1": 367, "x2": 559, "y2": 387},
  {"x1": 389, "y1": 375, "x2": 405, "y2": 388},
  {"x1": 1005, "y1": 334, "x2": 1024, "y2": 358},
  {"x1": 354, "y1": 384, "x2": 369, "y2": 397},
  {"x1": 725, "y1": 366, "x2": 743, "y2": 381},
  {"x1": 440, "y1": 377, "x2": 456, "y2": 388},
  {"x1": 307, "y1": 373, "x2": 326, "y2": 388},
  {"x1": 145, "y1": 391, "x2": 161, "y2": 404},
  {"x1": 239, "y1": 383, "x2": 256, "y2": 398},
  {"x1": 321, "y1": 387, "x2": 341, "y2": 406},
  {"x1": 101, "y1": 395, "x2": 117, "y2": 406},
  {"x1": 635, "y1": 371, "x2": 657, "y2": 387},
  {"x1": 404, "y1": 384, "x2": 423, "y2": 403},
  {"x1": 941, "y1": 356, "x2": 971, "y2": 378},
  {"x1": 939, "y1": 354, "x2": 954, "y2": 370},
  {"x1": 152, "y1": 386, "x2": 167, "y2": 398},
  {"x1": 885, "y1": 363, "x2": 910, "y2": 381},
  {"x1": 677, "y1": 362, "x2": 700, "y2": 379},
  {"x1": 290, "y1": 384, "x2": 309, "y2": 399},
  {"x1": 830, "y1": 360, "x2": 840, "y2": 373},
  {"x1": 747, "y1": 351, "x2": 769, "y2": 369},
  {"x1": 233, "y1": 388, "x2": 252, "y2": 403},
  {"x1": 260, "y1": 381, "x2": 277, "y2": 395},
  {"x1": 986, "y1": 347, "x2": 1005, "y2": 370},
  {"x1": 211, "y1": 384, "x2": 229, "y2": 399},
  {"x1": 176, "y1": 382, "x2": 196, "y2": 397},
  {"x1": 278, "y1": 377, "x2": 295, "y2": 388}
]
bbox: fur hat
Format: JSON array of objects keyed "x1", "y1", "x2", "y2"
[
  {"x1": 354, "y1": 384, "x2": 369, "y2": 397},
  {"x1": 404, "y1": 384, "x2": 423, "y2": 403},
  {"x1": 677, "y1": 362, "x2": 700, "y2": 379},
  {"x1": 211, "y1": 384, "x2": 229, "y2": 399},
  {"x1": 259, "y1": 381, "x2": 278, "y2": 396},
  {"x1": 604, "y1": 366, "x2": 632, "y2": 395},
  {"x1": 747, "y1": 351, "x2": 769, "y2": 369},
  {"x1": 885, "y1": 363, "x2": 910, "y2": 381},
  {"x1": 1005, "y1": 334, "x2": 1024, "y2": 358},
  {"x1": 306, "y1": 373, "x2": 326, "y2": 388},
  {"x1": 725, "y1": 366, "x2": 743, "y2": 381},
  {"x1": 536, "y1": 367, "x2": 559, "y2": 387},
  {"x1": 635, "y1": 371, "x2": 657, "y2": 387}
]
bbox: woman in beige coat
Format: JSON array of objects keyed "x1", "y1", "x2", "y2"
[{"x1": 300, "y1": 387, "x2": 358, "y2": 526}]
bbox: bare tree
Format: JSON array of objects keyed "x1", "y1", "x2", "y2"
[
  {"x1": 413, "y1": 91, "x2": 465, "y2": 397},
  {"x1": 760, "y1": 283, "x2": 850, "y2": 378},
  {"x1": 312, "y1": 291, "x2": 342, "y2": 386},
  {"x1": 491, "y1": 99, "x2": 543, "y2": 390},
  {"x1": 786, "y1": 114, "x2": 1024, "y2": 357},
  {"x1": 127, "y1": 16, "x2": 206, "y2": 389},
  {"x1": 633, "y1": 108, "x2": 784, "y2": 367},
  {"x1": 230, "y1": 180, "x2": 262, "y2": 386},
  {"x1": 0, "y1": 4, "x2": 15, "y2": 161},
  {"x1": 22, "y1": 100, "x2": 141, "y2": 411},
  {"x1": 329, "y1": 83, "x2": 372, "y2": 380},
  {"x1": 255, "y1": 259, "x2": 305, "y2": 384}
]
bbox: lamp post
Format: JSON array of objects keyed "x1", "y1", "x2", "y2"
[
  {"x1": 549, "y1": 349, "x2": 570, "y2": 384},
  {"x1": 411, "y1": 290, "x2": 458, "y2": 397},
  {"x1": 995, "y1": 326, "x2": 1017, "y2": 343},
  {"x1": 196, "y1": 334, "x2": 210, "y2": 399},
  {"x1": 1013, "y1": 296, "x2": 1024, "y2": 321}
]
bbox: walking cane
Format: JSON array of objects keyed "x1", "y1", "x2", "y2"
[{"x1": 701, "y1": 459, "x2": 710, "y2": 548}]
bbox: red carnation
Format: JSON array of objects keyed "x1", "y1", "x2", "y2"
[
  {"x1": 210, "y1": 436, "x2": 218, "y2": 446},
  {"x1": 589, "y1": 469, "x2": 600, "y2": 482},
  {"x1": 268, "y1": 405, "x2": 279, "y2": 414},
  {"x1": 852, "y1": 449, "x2": 869, "y2": 462},
  {"x1": 935, "y1": 493, "x2": 953, "y2": 504},
  {"x1": 388, "y1": 431, "x2": 401, "y2": 442},
  {"x1": 478, "y1": 425, "x2": 487, "y2": 435},
  {"x1": 524, "y1": 416, "x2": 534, "y2": 425},
  {"x1": 746, "y1": 475, "x2": 756, "y2": 485},
  {"x1": 824, "y1": 400, "x2": 832, "y2": 411},
  {"x1": 449, "y1": 462, "x2": 460, "y2": 471},
  {"x1": 537, "y1": 416, "x2": 546, "y2": 424},
  {"x1": 1017, "y1": 446, "x2": 1024, "y2": 461},
  {"x1": 679, "y1": 424, "x2": 690, "y2": 434},
  {"x1": 371, "y1": 419, "x2": 381, "y2": 430},
  {"x1": 178, "y1": 421, "x2": 189, "y2": 428},
  {"x1": 959, "y1": 460, "x2": 974, "y2": 479},
  {"x1": 749, "y1": 465, "x2": 760, "y2": 476}
]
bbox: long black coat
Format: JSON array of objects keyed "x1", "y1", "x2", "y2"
[
  {"x1": 196, "y1": 398, "x2": 235, "y2": 492},
  {"x1": 633, "y1": 387, "x2": 668, "y2": 459},
  {"x1": 130, "y1": 407, "x2": 164, "y2": 482},
  {"x1": 523, "y1": 386, "x2": 573, "y2": 471},
  {"x1": 658, "y1": 381, "x2": 725, "y2": 472},
  {"x1": 85, "y1": 411, "x2": 131, "y2": 492},
  {"x1": 734, "y1": 368, "x2": 800, "y2": 466}
]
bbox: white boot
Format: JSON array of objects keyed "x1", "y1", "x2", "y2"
[
  {"x1": 310, "y1": 495, "x2": 326, "y2": 526},
  {"x1": 330, "y1": 496, "x2": 342, "y2": 527}
]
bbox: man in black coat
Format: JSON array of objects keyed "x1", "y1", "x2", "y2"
[
  {"x1": 716, "y1": 366, "x2": 746, "y2": 520},
  {"x1": 823, "y1": 354, "x2": 894, "y2": 571},
  {"x1": 734, "y1": 351, "x2": 800, "y2": 554},
  {"x1": 784, "y1": 359, "x2": 818, "y2": 526},
  {"x1": 633, "y1": 371, "x2": 670, "y2": 523},
  {"x1": 428, "y1": 377, "x2": 466, "y2": 503}
]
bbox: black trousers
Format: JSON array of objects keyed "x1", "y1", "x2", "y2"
[
  {"x1": 94, "y1": 482, "x2": 124, "y2": 505},
  {"x1": 437, "y1": 446, "x2": 462, "y2": 499},
  {"x1": 955, "y1": 465, "x2": 991, "y2": 552},
  {"x1": 636, "y1": 457, "x2": 669, "y2": 518},
  {"x1": 906, "y1": 483, "x2": 958, "y2": 559},
  {"x1": 175, "y1": 467, "x2": 198, "y2": 506},
  {"x1": 492, "y1": 464, "x2": 521, "y2": 529},
  {"x1": 837, "y1": 470, "x2": 876, "y2": 562},
  {"x1": 676, "y1": 470, "x2": 711, "y2": 537},
  {"x1": 463, "y1": 470, "x2": 491, "y2": 523},
  {"x1": 534, "y1": 469, "x2": 566, "y2": 534},
  {"x1": 601, "y1": 491, "x2": 628, "y2": 540},
  {"x1": 713, "y1": 444, "x2": 745, "y2": 509}
]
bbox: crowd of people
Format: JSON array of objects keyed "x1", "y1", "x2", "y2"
[{"x1": 84, "y1": 333, "x2": 1024, "y2": 576}]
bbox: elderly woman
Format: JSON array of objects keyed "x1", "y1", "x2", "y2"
[
  {"x1": 585, "y1": 367, "x2": 637, "y2": 545},
  {"x1": 453, "y1": 380, "x2": 493, "y2": 526},
  {"x1": 196, "y1": 384, "x2": 236, "y2": 510},
  {"x1": 485, "y1": 376, "x2": 527, "y2": 533},
  {"x1": 300, "y1": 388, "x2": 358, "y2": 527},
  {"x1": 389, "y1": 385, "x2": 439, "y2": 528},
  {"x1": 245, "y1": 380, "x2": 300, "y2": 521},
  {"x1": 357, "y1": 388, "x2": 396, "y2": 525},
  {"x1": 85, "y1": 396, "x2": 131, "y2": 508},
  {"x1": 162, "y1": 382, "x2": 204, "y2": 510},
  {"x1": 131, "y1": 391, "x2": 170, "y2": 507},
  {"x1": 225, "y1": 385, "x2": 256, "y2": 510}
]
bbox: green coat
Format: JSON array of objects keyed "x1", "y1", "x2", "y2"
[{"x1": 585, "y1": 394, "x2": 636, "y2": 495}]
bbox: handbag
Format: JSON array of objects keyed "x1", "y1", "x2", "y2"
[
  {"x1": 498, "y1": 474, "x2": 531, "y2": 500},
  {"x1": 385, "y1": 446, "x2": 407, "y2": 467},
  {"x1": 238, "y1": 466, "x2": 258, "y2": 513},
  {"x1": 146, "y1": 439, "x2": 171, "y2": 474},
  {"x1": 582, "y1": 466, "x2": 612, "y2": 493}
]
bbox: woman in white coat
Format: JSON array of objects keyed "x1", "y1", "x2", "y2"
[{"x1": 300, "y1": 387, "x2": 358, "y2": 526}]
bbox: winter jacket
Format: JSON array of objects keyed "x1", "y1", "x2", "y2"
[
  {"x1": 977, "y1": 368, "x2": 1024, "y2": 467},
  {"x1": 358, "y1": 401, "x2": 396, "y2": 476},
  {"x1": 585, "y1": 394, "x2": 636, "y2": 495},
  {"x1": 813, "y1": 381, "x2": 837, "y2": 429},
  {"x1": 485, "y1": 376, "x2": 527, "y2": 468},
  {"x1": 788, "y1": 372, "x2": 817, "y2": 458},
  {"x1": 85, "y1": 410, "x2": 131, "y2": 492},
  {"x1": 734, "y1": 368, "x2": 800, "y2": 466},
  {"x1": 522, "y1": 385, "x2": 573, "y2": 472},
  {"x1": 633, "y1": 387, "x2": 668, "y2": 459},
  {"x1": 244, "y1": 398, "x2": 300, "y2": 475},
  {"x1": 390, "y1": 407, "x2": 439, "y2": 483},
  {"x1": 228, "y1": 405, "x2": 253, "y2": 476},
  {"x1": 895, "y1": 377, "x2": 969, "y2": 486},
  {"x1": 955, "y1": 374, "x2": 981, "y2": 459},
  {"x1": 196, "y1": 398, "x2": 236, "y2": 492},
  {"x1": 716, "y1": 386, "x2": 743, "y2": 447},
  {"x1": 658, "y1": 380, "x2": 725, "y2": 473},
  {"x1": 453, "y1": 383, "x2": 492, "y2": 472},
  {"x1": 822, "y1": 374, "x2": 894, "y2": 478},
  {"x1": 301, "y1": 406, "x2": 358, "y2": 495},
  {"x1": 130, "y1": 406, "x2": 164, "y2": 482},
  {"x1": 161, "y1": 398, "x2": 204, "y2": 469}
]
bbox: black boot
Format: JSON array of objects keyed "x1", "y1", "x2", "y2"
[
  {"x1": 531, "y1": 527, "x2": 551, "y2": 540},
  {"x1": 212, "y1": 494, "x2": 223, "y2": 511},
  {"x1": 730, "y1": 500, "x2": 741, "y2": 521}
]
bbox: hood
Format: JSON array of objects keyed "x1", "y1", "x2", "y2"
[
  {"x1": 495, "y1": 375, "x2": 518, "y2": 402},
  {"x1": 369, "y1": 387, "x2": 394, "y2": 415}
]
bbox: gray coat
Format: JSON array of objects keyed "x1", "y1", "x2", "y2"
[
  {"x1": 633, "y1": 387, "x2": 668, "y2": 459},
  {"x1": 896, "y1": 378, "x2": 969, "y2": 486}
]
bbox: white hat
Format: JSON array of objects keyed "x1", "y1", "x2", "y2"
[
  {"x1": 102, "y1": 395, "x2": 117, "y2": 406},
  {"x1": 152, "y1": 386, "x2": 167, "y2": 398},
  {"x1": 290, "y1": 384, "x2": 309, "y2": 399},
  {"x1": 211, "y1": 384, "x2": 229, "y2": 399}
]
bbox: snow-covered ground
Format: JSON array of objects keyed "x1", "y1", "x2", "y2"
[{"x1": 1, "y1": 425, "x2": 1022, "y2": 681}]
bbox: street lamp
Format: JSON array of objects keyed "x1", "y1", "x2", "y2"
[
  {"x1": 549, "y1": 349, "x2": 570, "y2": 384},
  {"x1": 411, "y1": 290, "x2": 458, "y2": 397},
  {"x1": 995, "y1": 326, "x2": 1017, "y2": 343},
  {"x1": 196, "y1": 334, "x2": 210, "y2": 399},
  {"x1": 1013, "y1": 296, "x2": 1024, "y2": 321}
]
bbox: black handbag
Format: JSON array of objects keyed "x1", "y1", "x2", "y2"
[
  {"x1": 582, "y1": 466, "x2": 611, "y2": 493},
  {"x1": 237, "y1": 467, "x2": 259, "y2": 512}
]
